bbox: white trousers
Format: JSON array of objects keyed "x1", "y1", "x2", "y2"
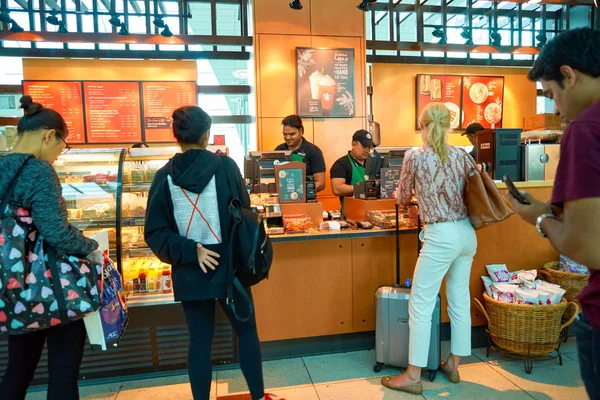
[{"x1": 409, "y1": 218, "x2": 477, "y2": 368}]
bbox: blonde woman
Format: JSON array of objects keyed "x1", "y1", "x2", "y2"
[{"x1": 381, "y1": 103, "x2": 478, "y2": 395}]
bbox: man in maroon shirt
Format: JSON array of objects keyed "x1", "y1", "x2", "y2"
[{"x1": 508, "y1": 28, "x2": 600, "y2": 399}]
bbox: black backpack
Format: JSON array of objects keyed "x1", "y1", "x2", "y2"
[{"x1": 221, "y1": 156, "x2": 273, "y2": 321}]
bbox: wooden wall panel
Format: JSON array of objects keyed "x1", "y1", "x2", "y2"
[
  {"x1": 256, "y1": 34, "x2": 312, "y2": 118},
  {"x1": 253, "y1": 0, "x2": 311, "y2": 35},
  {"x1": 23, "y1": 59, "x2": 197, "y2": 81},
  {"x1": 253, "y1": 239, "x2": 354, "y2": 341},
  {"x1": 372, "y1": 64, "x2": 537, "y2": 148},
  {"x1": 310, "y1": 0, "x2": 365, "y2": 38}
]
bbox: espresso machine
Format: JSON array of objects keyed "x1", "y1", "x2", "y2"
[{"x1": 475, "y1": 128, "x2": 522, "y2": 180}]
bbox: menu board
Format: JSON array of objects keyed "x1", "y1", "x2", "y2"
[
  {"x1": 83, "y1": 82, "x2": 142, "y2": 143},
  {"x1": 380, "y1": 167, "x2": 402, "y2": 199},
  {"x1": 415, "y1": 75, "x2": 463, "y2": 130},
  {"x1": 461, "y1": 76, "x2": 505, "y2": 129},
  {"x1": 142, "y1": 81, "x2": 197, "y2": 142},
  {"x1": 23, "y1": 81, "x2": 86, "y2": 143},
  {"x1": 296, "y1": 47, "x2": 355, "y2": 118}
]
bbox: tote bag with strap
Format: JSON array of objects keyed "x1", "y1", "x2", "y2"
[{"x1": 460, "y1": 149, "x2": 514, "y2": 230}]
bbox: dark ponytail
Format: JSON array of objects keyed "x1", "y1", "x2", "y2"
[
  {"x1": 172, "y1": 106, "x2": 212, "y2": 144},
  {"x1": 17, "y1": 96, "x2": 68, "y2": 138}
]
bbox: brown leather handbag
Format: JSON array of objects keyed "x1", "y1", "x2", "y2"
[{"x1": 461, "y1": 150, "x2": 514, "y2": 230}]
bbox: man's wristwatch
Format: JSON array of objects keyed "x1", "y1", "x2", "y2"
[{"x1": 536, "y1": 213, "x2": 557, "y2": 238}]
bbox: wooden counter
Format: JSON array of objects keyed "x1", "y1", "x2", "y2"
[{"x1": 252, "y1": 182, "x2": 558, "y2": 342}]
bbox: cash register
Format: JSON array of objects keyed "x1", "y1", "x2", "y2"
[{"x1": 354, "y1": 147, "x2": 412, "y2": 199}]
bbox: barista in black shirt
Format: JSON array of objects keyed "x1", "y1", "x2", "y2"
[
  {"x1": 462, "y1": 122, "x2": 484, "y2": 160},
  {"x1": 330, "y1": 129, "x2": 375, "y2": 213},
  {"x1": 275, "y1": 115, "x2": 326, "y2": 192}
]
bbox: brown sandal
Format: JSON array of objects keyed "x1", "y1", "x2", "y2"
[
  {"x1": 380, "y1": 376, "x2": 423, "y2": 394},
  {"x1": 440, "y1": 362, "x2": 460, "y2": 383}
]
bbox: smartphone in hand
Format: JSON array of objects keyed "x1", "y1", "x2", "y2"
[{"x1": 503, "y1": 175, "x2": 530, "y2": 205}]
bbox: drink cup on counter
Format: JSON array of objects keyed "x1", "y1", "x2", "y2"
[{"x1": 319, "y1": 75, "x2": 337, "y2": 110}]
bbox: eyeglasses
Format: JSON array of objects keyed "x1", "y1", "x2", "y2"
[{"x1": 57, "y1": 134, "x2": 71, "y2": 155}]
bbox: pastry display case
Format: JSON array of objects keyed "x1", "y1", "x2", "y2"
[
  {"x1": 48, "y1": 145, "x2": 230, "y2": 307},
  {"x1": 53, "y1": 148, "x2": 125, "y2": 262}
]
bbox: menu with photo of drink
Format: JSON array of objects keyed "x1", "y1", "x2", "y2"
[
  {"x1": 460, "y1": 76, "x2": 505, "y2": 129},
  {"x1": 415, "y1": 74, "x2": 463, "y2": 130},
  {"x1": 296, "y1": 47, "x2": 355, "y2": 118}
]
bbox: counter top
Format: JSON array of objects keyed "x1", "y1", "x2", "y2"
[
  {"x1": 270, "y1": 226, "x2": 418, "y2": 243},
  {"x1": 495, "y1": 180, "x2": 554, "y2": 189}
]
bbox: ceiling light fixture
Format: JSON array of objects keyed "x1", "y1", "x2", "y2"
[
  {"x1": 289, "y1": 0, "x2": 303, "y2": 10},
  {"x1": 490, "y1": 29, "x2": 502, "y2": 47},
  {"x1": 0, "y1": 11, "x2": 11, "y2": 23},
  {"x1": 461, "y1": 27, "x2": 473, "y2": 45},
  {"x1": 57, "y1": 20, "x2": 68, "y2": 33},
  {"x1": 46, "y1": 9, "x2": 60, "y2": 26},
  {"x1": 160, "y1": 24, "x2": 173, "y2": 38},
  {"x1": 536, "y1": 31, "x2": 547, "y2": 47},
  {"x1": 432, "y1": 26, "x2": 446, "y2": 44},
  {"x1": 8, "y1": 19, "x2": 24, "y2": 33},
  {"x1": 357, "y1": 0, "x2": 378, "y2": 12},
  {"x1": 118, "y1": 24, "x2": 129, "y2": 35},
  {"x1": 153, "y1": 16, "x2": 165, "y2": 28},
  {"x1": 109, "y1": 15, "x2": 122, "y2": 27}
]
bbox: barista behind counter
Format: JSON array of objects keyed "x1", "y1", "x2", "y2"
[
  {"x1": 275, "y1": 115, "x2": 326, "y2": 192},
  {"x1": 330, "y1": 129, "x2": 375, "y2": 214}
]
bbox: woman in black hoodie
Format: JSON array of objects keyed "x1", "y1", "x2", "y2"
[{"x1": 144, "y1": 106, "x2": 266, "y2": 400}]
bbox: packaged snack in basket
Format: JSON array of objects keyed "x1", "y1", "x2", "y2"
[
  {"x1": 508, "y1": 269, "x2": 524, "y2": 283},
  {"x1": 560, "y1": 254, "x2": 589, "y2": 274},
  {"x1": 486, "y1": 264, "x2": 510, "y2": 282},
  {"x1": 518, "y1": 270, "x2": 538, "y2": 288},
  {"x1": 539, "y1": 284, "x2": 566, "y2": 304},
  {"x1": 537, "y1": 289, "x2": 552, "y2": 305},
  {"x1": 537, "y1": 280, "x2": 561, "y2": 290},
  {"x1": 514, "y1": 288, "x2": 539, "y2": 305},
  {"x1": 481, "y1": 276, "x2": 494, "y2": 297},
  {"x1": 491, "y1": 283, "x2": 518, "y2": 303}
]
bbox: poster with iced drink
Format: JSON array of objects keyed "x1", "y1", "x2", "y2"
[
  {"x1": 296, "y1": 47, "x2": 355, "y2": 118},
  {"x1": 460, "y1": 76, "x2": 505, "y2": 129},
  {"x1": 415, "y1": 74, "x2": 463, "y2": 131}
]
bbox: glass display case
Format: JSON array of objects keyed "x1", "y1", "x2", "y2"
[
  {"x1": 54, "y1": 148, "x2": 125, "y2": 262},
  {"x1": 48, "y1": 145, "x2": 229, "y2": 307}
]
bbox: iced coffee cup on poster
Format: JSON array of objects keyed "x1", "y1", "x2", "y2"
[
  {"x1": 309, "y1": 70, "x2": 325, "y2": 100},
  {"x1": 319, "y1": 75, "x2": 337, "y2": 111}
]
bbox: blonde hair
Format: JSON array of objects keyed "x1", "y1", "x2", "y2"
[{"x1": 419, "y1": 103, "x2": 451, "y2": 163}]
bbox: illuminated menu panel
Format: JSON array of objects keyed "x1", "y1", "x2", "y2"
[
  {"x1": 23, "y1": 81, "x2": 86, "y2": 143},
  {"x1": 461, "y1": 76, "x2": 505, "y2": 129},
  {"x1": 142, "y1": 81, "x2": 197, "y2": 142},
  {"x1": 83, "y1": 82, "x2": 142, "y2": 143}
]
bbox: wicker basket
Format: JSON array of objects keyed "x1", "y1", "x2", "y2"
[
  {"x1": 474, "y1": 293, "x2": 578, "y2": 358},
  {"x1": 540, "y1": 261, "x2": 589, "y2": 302}
]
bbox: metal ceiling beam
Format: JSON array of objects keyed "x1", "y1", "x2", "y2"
[{"x1": 129, "y1": 0, "x2": 141, "y2": 14}]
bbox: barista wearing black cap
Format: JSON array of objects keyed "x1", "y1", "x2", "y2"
[
  {"x1": 330, "y1": 129, "x2": 375, "y2": 213},
  {"x1": 462, "y1": 122, "x2": 484, "y2": 159},
  {"x1": 275, "y1": 115, "x2": 327, "y2": 192}
]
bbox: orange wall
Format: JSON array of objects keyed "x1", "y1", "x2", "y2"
[
  {"x1": 22, "y1": 59, "x2": 197, "y2": 82},
  {"x1": 254, "y1": 0, "x2": 367, "y2": 209},
  {"x1": 372, "y1": 64, "x2": 537, "y2": 147}
]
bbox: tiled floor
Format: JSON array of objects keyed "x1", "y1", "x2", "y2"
[{"x1": 26, "y1": 338, "x2": 587, "y2": 400}]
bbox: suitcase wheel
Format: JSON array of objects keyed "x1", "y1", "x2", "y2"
[
  {"x1": 373, "y1": 362, "x2": 383, "y2": 373},
  {"x1": 429, "y1": 370, "x2": 437, "y2": 382}
]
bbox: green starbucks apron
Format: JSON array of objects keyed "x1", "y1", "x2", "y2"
[
  {"x1": 341, "y1": 154, "x2": 366, "y2": 216},
  {"x1": 291, "y1": 153, "x2": 304, "y2": 163}
]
